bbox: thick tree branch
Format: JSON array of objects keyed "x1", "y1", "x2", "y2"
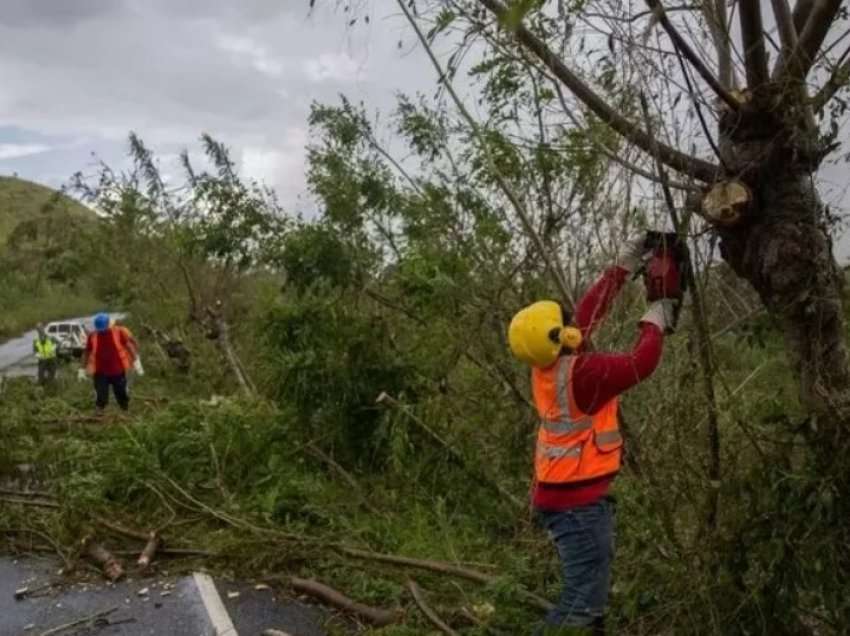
[
  {"x1": 475, "y1": 0, "x2": 719, "y2": 182},
  {"x1": 739, "y1": 0, "x2": 771, "y2": 87},
  {"x1": 776, "y1": 0, "x2": 844, "y2": 83},
  {"x1": 772, "y1": 0, "x2": 800, "y2": 56},
  {"x1": 549, "y1": 79, "x2": 698, "y2": 191},
  {"x1": 792, "y1": 0, "x2": 817, "y2": 32},
  {"x1": 702, "y1": 0, "x2": 736, "y2": 88},
  {"x1": 644, "y1": 0, "x2": 741, "y2": 109}
]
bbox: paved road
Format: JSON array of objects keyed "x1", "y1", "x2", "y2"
[
  {"x1": 0, "y1": 556, "x2": 326, "y2": 635},
  {"x1": 0, "y1": 314, "x2": 123, "y2": 379}
]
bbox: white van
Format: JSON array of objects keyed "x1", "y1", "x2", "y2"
[{"x1": 44, "y1": 321, "x2": 88, "y2": 358}]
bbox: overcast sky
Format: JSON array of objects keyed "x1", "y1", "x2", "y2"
[{"x1": 0, "y1": 0, "x2": 433, "y2": 214}]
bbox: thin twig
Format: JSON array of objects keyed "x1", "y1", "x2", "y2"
[
  {"x1": 407, "y1": 579, "x2": 459, "y2": 636},
  {"x1": 396, "y1": 0, "x2": 575, "y2": 308},
  {"x1": 39, "y1": 606, "x2": 118, "y2": 636}
]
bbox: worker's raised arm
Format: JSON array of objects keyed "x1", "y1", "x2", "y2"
[
  {"x1": 571, "y1": 312, "x2": 669, "y2": 414},
  {"x1": 574, "y1": 238, "x2": 649, "y2": 339}
]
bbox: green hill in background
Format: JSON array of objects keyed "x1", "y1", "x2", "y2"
[
  {"x1": 0, "y1": 176, "x2": 101, "y2": 340},
  {"x1": 0, "y1": 175, "x2": 94, "y2": 245}
]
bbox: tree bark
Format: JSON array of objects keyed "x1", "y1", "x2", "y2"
[{"x1": 717, "y1": 169, "x2": 850, "y2": 440}]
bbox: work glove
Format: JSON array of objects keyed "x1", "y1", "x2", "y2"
[
  {"x1": 640, "y1": 299, "x2": 679, "y2": 334},
  {"x1": 76, "y1": 368, "x2": 87, "y2": 382},
  {"x1": 617, "y1": 235, "x2": 653, "y2": 273},
  {"x1": 133, "y1": 357, "x2": 145, "y2": 376}
]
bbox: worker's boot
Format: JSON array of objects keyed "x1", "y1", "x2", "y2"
[
  {"x1": 592, "y1": 616, "x2": 606, "y2": 636},
  {"x1": 533, "y1": 625, "x2": 595, "y2": 635}
]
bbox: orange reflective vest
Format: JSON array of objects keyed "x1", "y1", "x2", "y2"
[
  {"x1": 86, "y1": 327, "x2": 134, "y2": 375},
  {"x1": 532, "y1": 355, "x2": 622, "y2": 484}
]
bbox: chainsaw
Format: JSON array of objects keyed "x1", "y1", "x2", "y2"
[{"x1": 638, "y1": 231, "x2": 690, "y2": 333}]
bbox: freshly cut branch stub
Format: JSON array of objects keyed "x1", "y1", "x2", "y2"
[
  {"x1": 82, "y1": 536, "x2": 125, "y2": 582},
  {"x1": 701, "y1": 180, "x2": 752, "y2": 226},
  {"x1": 137, "y1": 531, "x2": 161, "y2": 570}
]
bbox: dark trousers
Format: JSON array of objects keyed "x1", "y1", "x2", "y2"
[
  {"x1": 535, "y1": 498, "x2": 616, "y2": 632},
  {"x1": 94, "y1": 373, "x2": 129, "y2": 411},
  {"x1": 37, "y1": 359, "x2": 57, "y2": 385}
]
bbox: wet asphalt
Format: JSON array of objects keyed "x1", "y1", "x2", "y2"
[{"x1": 0, "y1": 557, "x2": 327, "y2": 635}]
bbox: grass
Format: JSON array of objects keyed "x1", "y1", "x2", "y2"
[{"x1": 0, "y1": 175, "x2": 94, "y2": 245}]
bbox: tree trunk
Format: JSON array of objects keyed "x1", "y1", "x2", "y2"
[{"x1": 718, "y1": 166, "x2": 850, "y2": 441}]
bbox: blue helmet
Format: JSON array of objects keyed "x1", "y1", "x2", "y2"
[{"x1": 93, "y1": 313, "x2": 110, "y2": 332}]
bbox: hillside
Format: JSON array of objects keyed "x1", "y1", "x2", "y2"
[
  {"x1": 0, "y1": 175, "x2": 94, "y2": 245},
  {"x1": 0, "y1": 176, "x2": 100, "y2": 339}
]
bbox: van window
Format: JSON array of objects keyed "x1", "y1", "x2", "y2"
[
  {"x1": 47, "y1": 325, "x2": 57, "y2": 333},
  {"x1": 58, "y1": 324, "x2": 70, "y2": 334}
]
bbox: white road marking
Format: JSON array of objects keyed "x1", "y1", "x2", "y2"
[{"x1": 192, "y1": 572, "x2": 239, "y2": 636}]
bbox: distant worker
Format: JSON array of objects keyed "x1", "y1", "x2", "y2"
[
  {"x1": 79, "y1": 313, "x2": 138, "y2": 413},
  {"x1": 508, "y1": 235, "x2": 683, "y2": 635},
  {"x1": 33, "y1": 323, "x2": 58, "y2": 386}
]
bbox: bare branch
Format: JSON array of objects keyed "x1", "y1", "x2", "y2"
[
  {"x1": 777, "y1": 0, "x2": 844, "y2": 83},
  {"x1": 475, "y1": 0, "x2": 719, "y2": 182},
  {"x1": 644, "y1": 0, "x2": 741, "y2": 109},
  {"x1": 811, "y1": 57, "x2": 850, "y2": 111},
  {"x1": 701, "y1": 0, "x2": 737, "y2": 88},
  {"x1": 772, "y1": 0, "x2": 800, "y2": 56},
  {"x1": 792, "y1": 0, "x2": 816, "y2": 32},
  {"x1": 739, "y1": 0, "x2": 771, "y2": 86},
  {"x1": 549, "y1": 79, "x2": 698, "y2": 191}
]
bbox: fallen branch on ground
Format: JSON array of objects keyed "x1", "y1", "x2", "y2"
[
  {"x1": 137, "y1": 531, "x2": 161, "y2": 569},
  {"x1": 95, "y1": 517, "x2": 151, "y2": 542},
  {"x1": 39, "y1": 606, "x2": 117, "y2": 636},
  {"x1": 0, "y1": 488, "x2": 53, "y2": 499},
  {"x1": 407, "y1": 579, "x2": 459, "y2": 636},
  {"x1": 290, "y1": 576, "x2": 402, "y2": 627},
  {"x1": 81, "y1": 536, "x2": 124, "y2": 581},
  {"x1": 341, "y1": 547, "x2": 553, "y2": 611},
  {"x1": 0, "y1": 496, "x2": 59, "y2": 509}
]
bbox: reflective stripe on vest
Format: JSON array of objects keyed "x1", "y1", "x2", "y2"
[
  {"x1": 35, "y1": 338, "x2": 57, "y2": 359},
  {"x1": 86, "y1": 328, "x2": 133, "y2": 375},
  {"x1": 538, "y1": 442, "x2": 583, "y2": 460},
  {"x1": 533, "y1": 355, "x2": 622, "y2": 485}
]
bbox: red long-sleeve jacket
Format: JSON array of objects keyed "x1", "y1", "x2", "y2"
[{"x1": 533, "y1": 266, "x2": 664, "y2": 510}]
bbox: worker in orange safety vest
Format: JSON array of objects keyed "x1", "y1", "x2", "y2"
[{"x1": 509, "y1": 235, "x2": 683, "y2": 635}]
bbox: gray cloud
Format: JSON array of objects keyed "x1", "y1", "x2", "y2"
[
  {"x1": 0, "y1": 0, "x2": 127, "y2": 28},
  {"x1": 0, "y1": 1, "x2": 431, "y2": 209}
]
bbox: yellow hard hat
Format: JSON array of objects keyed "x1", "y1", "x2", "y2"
[{"x1": 508, "y1": 300, "x2": 582, "y2": 368}]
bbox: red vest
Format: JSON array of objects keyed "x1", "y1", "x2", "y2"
[
  {"x1": 532, "y1": 355, "x2": 622, "y2": 484},
  {"x1": 86, "y1": 328, "x2": 134, "y2": 375}
]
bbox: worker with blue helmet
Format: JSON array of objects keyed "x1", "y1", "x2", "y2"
[
  {"x1": 79, "y1": 312, "x2": 138, "y2": 413},
  {"x1": 93, "y1": 312, "x2": 110, "y2": 332}
]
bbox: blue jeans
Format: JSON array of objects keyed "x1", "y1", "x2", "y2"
[{"x1": 537, "y1": 497, "x2": 616, "y2": 629}]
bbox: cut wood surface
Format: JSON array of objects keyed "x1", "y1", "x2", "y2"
[
  {"x1": 81, "y1": 536, "x2": 125, "y2": 582},
  {"x1": 137, "y1": 531, "x2": 161, "y2": 569}
]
